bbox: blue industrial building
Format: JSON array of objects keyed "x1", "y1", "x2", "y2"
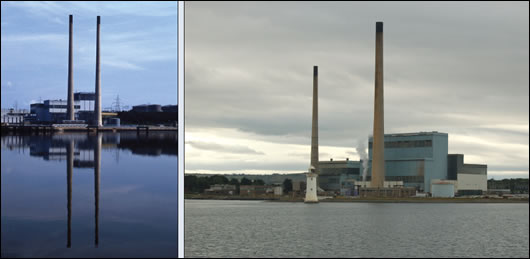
[
  {"x1": 29, "y1": 92, "x2": 95, "y2": 123},
  {"x1": 316, "y1": 131, "x2": 487, "y2": 194},
  {"x1": 367, "y1": 131, "x2": 449, "y2": 193}
]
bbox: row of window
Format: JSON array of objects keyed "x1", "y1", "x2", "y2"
[
  {"x1": 320, "y1": 168, "x2": 360, "y2": 175},
  {"x1": 48, "y1": 105, "x2": 81, "y2": 109},
  {"x1": 369, "y1": 140, "x2": 432, "y2": 149}
]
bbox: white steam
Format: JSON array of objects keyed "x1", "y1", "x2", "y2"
[{"x1": 356, "y1": 137, "x2": 370, "y2": 186}]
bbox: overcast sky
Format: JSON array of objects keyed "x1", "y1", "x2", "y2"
[
  {"x1": 184, "y1": 2, "x2": 528, "y2": 180},
  {"x1": 1, "y1": 1, "x2": 177, "y2": 110}
]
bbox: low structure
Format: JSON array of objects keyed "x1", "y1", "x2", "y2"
[
  {"x1": 431, "y1": 180, "x2": 457, "y2": 197},
  {"x1": 204, "y1": 184, "x2": 236, "y2": 195},
  {"x1": 132, "y1": 104, "x2": 163, "y2": 112},
  {"x1": 239, "y1": 185, "x2": 267, "y2": 197},
  {"x1": 1, "y1": 109, "x2": 29, "y2": 124},
  {"x1": 448, "y1": 154, "x2": 487, "y2": 195},
  {"x1": 272, "y1": 186, "x2": 283, "y2": 196},
  {"x1": 318, "y1": 158, "x2": 362, "y2": 192},
  {"x1": 486, "y1": 189, "x2": 511, "y2": 196}
]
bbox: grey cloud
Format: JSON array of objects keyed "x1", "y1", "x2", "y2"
[
  {"x1": 185, "y1": 2, "x2": 529, "y2": 177},
  {"x1": 186, "y1": 140, "x2": 264, "y2": 155},
  {"x1": 186, "y1": 160, "x2": 307, "y2": 172}
]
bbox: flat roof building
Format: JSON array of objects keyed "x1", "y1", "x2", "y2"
[
  {"x1": 318, "y1": 159, "x2": 363, "y2": 192},
  {"x1": 368, "y1": 131, "x2": 448, "y2": 192}
]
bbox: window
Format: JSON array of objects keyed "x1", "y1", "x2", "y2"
[{"x1": 384, "y1": 140, "x2": 433, "y2": 148}]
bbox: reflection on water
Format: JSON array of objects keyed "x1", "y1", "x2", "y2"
[{"x1": 1, "y1": 132, "x2": 178, "y2": 258}]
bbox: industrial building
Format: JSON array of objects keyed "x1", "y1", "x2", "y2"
[
  {"x1": 429, "y1": 154, "x2": 488, "y2": 197},
  {"x1": 74, "y1": 92, "x2": 96, "y2": 122},
  {"x1": 131, "y1": 104, "x2": 178, "y2": 113},
  {"x1": 28, "y1": 92, "x2": 95, "y2": 123},
  {"x1": 447, "y1": 154, "x2": 487, "y2": 195},
  {"x1": 132, "y1": 104, "x2": 163, "y2": 112},
  {"x1": 318, "y1": 159, "x2": 362, "y2": 192},
  {"x1": 30, "y1": 100, "x2": 80, "y2": 123},
  {"x1": 310, "y1": 132, "x2": 488, "y2": 196},
  {"x1": 367, "y1": 131, "x2": 448, "y2": 193},
  {"x1": 312, "y1": 131, "x2": 488, "y2": 196},
  {"x1": 1, "y1": 109, "x2": 30, "y2": 124},
  {"x1": 365, "y1": 131, "x2": 487, "y2": 193},
  {"x1": 162, "y1": 105, "x2": 178, "y2": 112}
]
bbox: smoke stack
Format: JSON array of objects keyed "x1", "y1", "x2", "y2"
[
  {"x1": 66, "y1": 15, "x2": 75, "y2": 121},
  {"x1": 305, "y1": 66, "x2": 319, "y2": 203},
  {"x1": 94, "y1": 16, "x2": 102, "y2": 127},
  {"x1": 311, "y1": 66, "x2": 319, "y2": 173},
  {"x1": 371, "y1": 21, "x2": 385, "y2": 188}
]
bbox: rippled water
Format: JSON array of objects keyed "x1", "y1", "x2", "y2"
[
  {"x1": 1, "y1": 132, "x2": 178, "y2": 258},
  {"x1": 185, "y1": 200, "x2": 529, "y2": 258}
]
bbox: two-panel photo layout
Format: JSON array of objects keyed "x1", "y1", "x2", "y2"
[{"x1": 1, "y1": 1, "x2": 528, "y2": 258}]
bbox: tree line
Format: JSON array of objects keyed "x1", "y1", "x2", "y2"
[{"x1": 185, "y1": 175, "x2": 294, "y2": 194}]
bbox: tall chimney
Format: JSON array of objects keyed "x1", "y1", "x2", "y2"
[
  {"x1": 305, "y1": 66, "x2": 319, "y2": 203},
  {"x1": 66, "y1": 15, "x2": 75, "y2": 121},
  {"x1": 94, "y1": 16, "x2": 102, "y2": 127},
  {"x1": 371, "y1": 21, "x2": 385, "y2": 188},
  {"x1": 311, "y1": 66, "x2": 319, "y2": 174}
]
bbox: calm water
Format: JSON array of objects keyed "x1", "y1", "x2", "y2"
[
  {"x1": 1, "y1": 132, "x2": 178, "y2": 258},
  {"x1": 185, "y1": 200, "x2": 529, "y2": 258}
]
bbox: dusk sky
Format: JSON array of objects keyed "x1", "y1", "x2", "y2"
[
  {"x1": 1, "y1": 1, "x2": 177, "y2": 110},
  {"x1": 185, "y1": 2, "x2": 529, "y2": 179}
]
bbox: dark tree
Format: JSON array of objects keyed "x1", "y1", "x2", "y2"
[
  {"x1": 210, "y1": 175, "x2": 229, "y2": 185},
  {"x1": 253, "y1": 179, "x2": 265, "y2": 186},
  {"x1": 241, "y1": 177, "x2": 252, "y2": 185},
  {"x1": 229, "y1": 178, "x2": 240, "y2": 195}
]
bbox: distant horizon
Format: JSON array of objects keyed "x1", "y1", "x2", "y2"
[{"x1": 184, "y1": 172, "x2": 529, "y2": 181}]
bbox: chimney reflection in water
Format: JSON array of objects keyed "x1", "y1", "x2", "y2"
[
  {"x1": 94, "y1": 134, "x2": 101, "y2": 247},
  {"x1": 66, "y1": 134, "x2": 101, "y2": 248},
  {"x1": 67, "y1": 139, "x2": 74, "y2": 248}
]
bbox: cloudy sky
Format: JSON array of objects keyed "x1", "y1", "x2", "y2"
[
  {"x1": 1, "y1": 1, "x2": 177, "y2": 110},
  {"x1": 184, "y1": 2, "x2": 528, "y2": 180}
]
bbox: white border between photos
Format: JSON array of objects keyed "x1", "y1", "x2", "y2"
[{"x1": 177, "y1": 1, "x2": 185, "y2": 258}]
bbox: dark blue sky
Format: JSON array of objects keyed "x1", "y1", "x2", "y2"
[{"x1": 1, "y1": 1, "x2": 177, "y2": 110}]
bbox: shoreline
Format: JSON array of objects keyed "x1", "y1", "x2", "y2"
[
  {"x1": 1, "y1": 124, "x2": 177, "y2": 133},
  {"x1": 185, "y1": 195, "x2": 529, "y2": 203}
]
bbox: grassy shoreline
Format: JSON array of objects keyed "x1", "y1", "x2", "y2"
[{"x1": 184, "y1": 194, "x2": 529, "y2": 203}]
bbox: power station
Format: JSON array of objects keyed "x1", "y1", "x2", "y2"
[
  {"x1": 304, "y1": 21, "x2": 487, "y2": 198},
  {"x1": 63, "y1": 14, "x2": 102, "y2": 127}
]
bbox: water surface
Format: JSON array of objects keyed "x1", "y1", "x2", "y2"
[
  {"x1": 1, "y1": 132, "x2": 178, "y2": 258},
  {"x1": 185, "y1": 200, "x2": 529, "y2": 258}
]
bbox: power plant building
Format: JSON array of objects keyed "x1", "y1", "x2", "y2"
[
  {"x1": 132, "y1": 104, "x2": 163, "y2": 112},
  {"x1": 29, "y1": 92, "x2": 95, "y2": 123},
  {"x1": 75, "y1": 92, "x2": 96, "y2": 123},
  {"x1": 447, "y1": 154, "x2": 487, "y2": 195},
  {"x1": 366, "y1": 131, "x2": 487, "y2": 193},
  {"x1": 318, "y1": 159, "x2": 362, "y2": 192},
  {"x1": 30, "y1": 100, "x2": 80, "y2": 123}
]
